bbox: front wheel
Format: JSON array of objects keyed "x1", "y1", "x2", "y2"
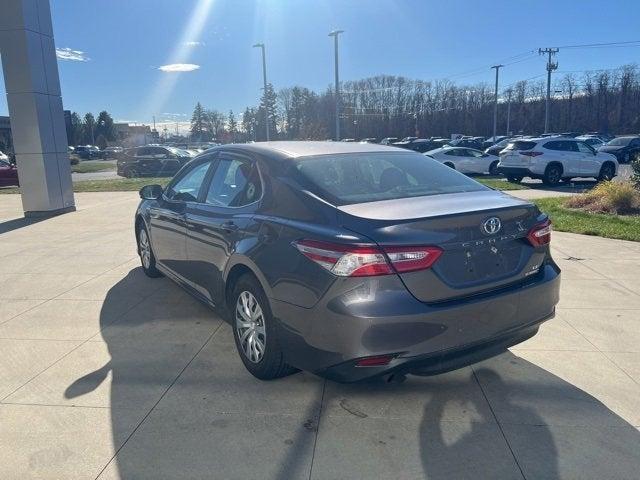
[
  {"x1": 598, "y1": 163, "x2": 616, "y2": 182},
  {"x1": 137, "y1": 224, "x2": 162, "y2": 278},
  {"x1": 231, "y1": 275, "x2": 297, "y2": 380},
  {"x1": 488, "y1": 161, "x2": 499, "y2": 176}
]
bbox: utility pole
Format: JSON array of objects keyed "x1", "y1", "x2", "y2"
[
  {"x1": 329, "y1": 30, "x2": 344, "y2": 141},
  {"x1": 505, "y1": 88, "x2": 513, "y2": 136},
  {"x1": 539, "y1": 47, "x2": 559, "y2": 134},
  {"x1": 491, "y1": 65, "x2": 503, "y2": 140},
  {"x1": 253, "y1": 43, "x2": 269, "y2": 141}
]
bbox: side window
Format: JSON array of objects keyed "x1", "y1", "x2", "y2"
[
  {"x1": 577, "y1": 142, "x2": 595, "y2": 154},
  {"x1": 565, "y1": 141, "x2": 579, "y2": 152},
  {"x1": 444, "y1": 149, "x2": 458, "y2": 156},
  {"x1": 205, "y1": 157, "x2": 262, "y2": 207},
  {"x1": 630, "y1": 139, "x2": 640, "y2": 147},
  {"x1": 165, "y1": 161, "x2": 212, "y2": 202},
  {"x1": 136, "y1": 147, "x2": 150, "y2": 157}
]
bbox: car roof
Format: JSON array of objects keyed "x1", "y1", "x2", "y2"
[{"x1": 220, "y1": 141, "x2": 406, "y2": 159}]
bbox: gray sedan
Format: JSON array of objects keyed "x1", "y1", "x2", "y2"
[{"x1": 134, "y1": 142, "x2": 560, "y2": 382}]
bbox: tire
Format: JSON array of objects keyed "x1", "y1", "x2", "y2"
[
  {"x1": 507, "y1": 175, "x2": 523, "y2": 183},
  {"x1": 231, "y1": 274, "x2": 297, "y2": 380},
  {"x1": 542, "y1": 164, "x2": 562, "y2": 186},
  {"x1": 598, "y1": 163, "x2": 616, "y2": 182},
  {"x1": 488, "y1": 161, "x2": 499, "y2": 176},
  {"x1": 137, "y1": 223, "x2": 162, "y2": 278},
  {"x1": 124, "y1": 167, "x2": 137, "y2": 178}
]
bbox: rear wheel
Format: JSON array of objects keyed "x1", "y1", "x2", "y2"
[
  {"x1": 598, "y1": 163, "x2": 616, "y2": 182},
  {"x1": 231, "y1": 274, "x2": 297, "y2": 380},
  {"x1": 124, "y1": 167, "x2": 137, "y2": 178},
  {"x1": 506, "y1": 175, "x2": 523, "y2": 183},
  {"x1": 488, "y1": 161, "x2": 499, "y2": 176},
  {"x1": 542, "y1": 164, "x2": 562, "y2": 186}
]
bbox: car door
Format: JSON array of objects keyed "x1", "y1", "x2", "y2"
[
  {"x1": 185, "y1": 151, "x2": 263, "y2": 304},
  {"x1": 148, "y1": 158, "x2": 214, "y2": 280},
  {"x1": 576, "y1": 141, "x2": 599, "y2": 176},
  {"x1": 463, "y1": 149, "x2": 487, "y2": 173}
]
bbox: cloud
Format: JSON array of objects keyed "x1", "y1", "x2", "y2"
[
  {"x1": 158, "y1": 63, "x2": 200, "y2": 73},
  {"x1": 184, "y1": 41, "x2": 205, "y2": 47},
  {"x1": 56, "y1": 47, "x2": 89, "y2": 62}
]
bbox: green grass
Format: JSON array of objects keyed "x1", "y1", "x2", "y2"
[
  {"x1": 71, "y1": 160, "x2": 116, "y2": 173},
  {"x1": 477, "y1": 178, "x2": 529, "y2": 190},
  {"x1": 0, "y1": 177, "x2": 170, "y2": 194},
  {"x1": 535, "y1": 197, "x2": 640, "y2": 242}
]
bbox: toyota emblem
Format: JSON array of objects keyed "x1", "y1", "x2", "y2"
[{"x1": 482, "y1": 217, "x2": 501, "y2": 235}]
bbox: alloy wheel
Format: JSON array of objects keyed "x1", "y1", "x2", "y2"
[
  {"x1": 235, "y1": 291, "x2": 266, "y2": 363},
  {"x1": 139, "y1": 228, "x2": 151, "y2": 269}
]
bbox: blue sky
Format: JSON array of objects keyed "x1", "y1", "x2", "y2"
[{"x1": 2, "y1": 0, "x2": 640, "y2": 130}]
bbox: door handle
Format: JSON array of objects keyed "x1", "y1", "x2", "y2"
[{"x1": 221, "y1": 221, "x2": 239, "y2": 232}]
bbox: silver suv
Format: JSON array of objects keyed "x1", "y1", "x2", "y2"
[{"x1": 497, "y1": 137, "x2": 618, "y2": 185}]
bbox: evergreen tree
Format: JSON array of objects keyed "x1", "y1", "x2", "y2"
[
  {"x1": 257, "y1": 83, "x2": 278, "y2": 140},
  {"x1": 67, "y1": 112, "x2": 84, "y2": 146},
  {"x1": 83, "y1": 113, "x2": 96, "y2": 145},
  {"x1": 95, "y1": 111, "x2": 116, "y2": 142},
  {"x1": 190, "y1": 102, "x2": 207, "y2": 141},
  {"x1": 228, "y1": 110, "x2": 238, "y2": 142}
]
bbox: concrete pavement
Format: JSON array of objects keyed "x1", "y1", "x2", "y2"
[{"x1": 1, "y1": 192, "x2": 639, "y2": 479}]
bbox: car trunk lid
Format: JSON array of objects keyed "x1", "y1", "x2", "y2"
[{"x1": 337, "y1": 190, "x2": 545, "y2": 303}]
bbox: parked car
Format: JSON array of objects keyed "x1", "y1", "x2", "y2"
[
  {"x1": 482, "y1": 135, "x2": 509, "y2": 149},
  {"x1": 74, "y1": 145, "x2": 106, "y2": 160},
  {"x1": 485, "y1": 137, "x2": 516, "y2": 157},
  {"x1": 597, "y1": 136, "x2": 640, "y2": 164},
  {"x1": 575, "y1": 136, "x2": 605, "y2": 149},
  {"x1": 497, "y1": 138, "x2": 618, "y2": 185},
  {"x1": 0, "y1": 158, "x2": 19, "y2": 186},
  {"x1": 379, "y1": 137, "x2": 398, "y2": 145},
  {"x1": 134, "y1": 141, "x2": 560, "y2": 382},
  {"x1": 396, "y1": 139, "x2": 441, "y2": 153},
  {"x1": 117, "y1": 146, "x2": 193, "y2": 178},
  {"x1": 359, "y1": 138, "x2": 377, "y2": 143},
  {"x1": 447, "y1": 138, "x2": 484, "y2": 150},
  {"x1": 424, "y1": 146, "x2": 500, "y2": 175},
  {"x1": 103, "y1": 146, "x2": 124, "y2": 158},
  {"x1": 586, "y1": 132, "x2": 615, "y2": 143}
]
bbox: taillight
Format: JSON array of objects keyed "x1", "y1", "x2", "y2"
[
  {"x1": 527, "y1": 219, "x2": 552, "y2": 247},
  {"x1": 521, "y1": 151, "x2": 543, "y2": 157},
  {"x1": 292, "y1": 240, "x2": 443, "y2": 277}
]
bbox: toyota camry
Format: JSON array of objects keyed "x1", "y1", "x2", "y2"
[{"x1": 134, "y1": 142, "x2": 560, "y2": 382}]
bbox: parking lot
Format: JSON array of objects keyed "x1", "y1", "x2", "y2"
[{"x1": 1, "y1": 192, "x2": 640, "y2": 479}]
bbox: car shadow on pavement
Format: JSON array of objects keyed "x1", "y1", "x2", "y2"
[{"x1": 62, "y1": 270, "x2": 640, "y2": 479}]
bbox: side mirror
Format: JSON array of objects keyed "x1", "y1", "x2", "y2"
[{"x1": 139, "y1": 184, "x2": 163, "y2": 200}]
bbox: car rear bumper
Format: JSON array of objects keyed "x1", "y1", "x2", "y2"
[
  {"x1": 497, "y1": 166, "x2": 538, "y2": 178},
  {"x1": 271, "y1": 262, "x2": 560, "y2": 382}
]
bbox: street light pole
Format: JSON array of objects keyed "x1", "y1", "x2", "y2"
[
  {"x1": 253, "y1": 43, "x2": 269, "y2": 141},
  {"x1": 491, "y1": 65, "x2": 503, "y2": 141},
  {"x1": 539, "y1": 47, "x2": 559, "y2": 134},
  {"x1": 329, "y1": 30, "x2": 344, "y2": 141}
]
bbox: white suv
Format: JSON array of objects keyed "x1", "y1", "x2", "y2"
[{"x1": 497, "y1": 137, "x2": 618, "y2": 185}]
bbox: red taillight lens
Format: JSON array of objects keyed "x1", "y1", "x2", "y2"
[
  {"x1": 355, "y1": 354, "x2": 396, "y2": 367},
  {"x1": 527, "y1": 219, "x2": 552, "y2": 247},
  {"x1": 521, "y1": 151, "x2": 543, "y2": 157},
  {"x1": 292, "y1": 240, "x2": 443, "y2": 277}
]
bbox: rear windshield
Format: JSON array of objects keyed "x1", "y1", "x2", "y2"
[
  {"x1": 504, "y1": 141, "x2": 537, "y2": 151},
  {"x1": 607, "y1": 137, "x2": 633, "y2": 146},
  {"x1": 293, "y1": 152, "x2": 487, "y2": 206}
]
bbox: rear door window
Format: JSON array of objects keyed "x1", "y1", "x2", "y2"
[
  {"x1": 504, "y1": 141, "x2": 536, "y2": 151},
  {"x1": 205, "y1": 155, "x2": 262, "y2": 207}
]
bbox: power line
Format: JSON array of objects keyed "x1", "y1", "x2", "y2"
[{"x1": 555, "y1": 40, "x2": 640, "y2": 49}]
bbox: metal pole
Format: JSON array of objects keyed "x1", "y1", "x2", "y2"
[
  {"x1": 506, "y1": 89, "x2": 512, "y2": 135},
  {"x1": 539, "y1": 48, "x2": 559, "y2": 134},
  {"x1": 329, "y1": 30, "x2": 344, "y2": 141},
  {"x1": 491, "y1": 65, "x2": 502, "y2": 140},
  {"x1": 253, "y1": 43, "x2": 269, "y2": 141}
]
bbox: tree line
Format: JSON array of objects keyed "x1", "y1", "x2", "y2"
[
  {"x1": 192, "y1": 62, "x2": 640, "y2": 142},
  {"x1": 66, "y1": 111, "x2": 116, "y2": 148}
]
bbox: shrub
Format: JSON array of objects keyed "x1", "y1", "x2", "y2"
[
  {"x1": 565, "y1": 181, "x2": 640, "y2": 214},
  {"x1": 632, "y1": 157, "x2": 640, "y2": 189}
]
